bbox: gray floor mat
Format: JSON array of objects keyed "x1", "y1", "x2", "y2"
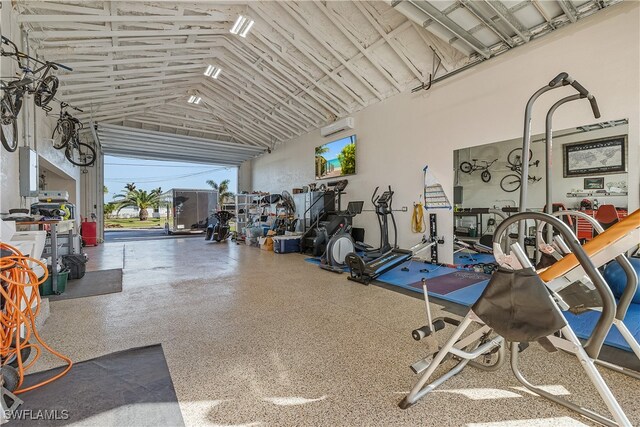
[
  {"x1": 11, "y1": 344, "x2": 184, "y2": 427},
  {"x1": 48, "y1": 269, "x2": 123, "y2": 301}
]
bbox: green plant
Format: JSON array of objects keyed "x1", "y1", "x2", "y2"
[
  {"x1": 207, "y1": 179, "x2": 234, "y2": 205},
  {"x1": 103, "y1": 202, "x2": 116, "y2": 219},
  {"x1": 113, "y1": 188, "x2": 161, "y2": 221},
  {"x1": 315, "y1": 145, "x2": 329, "y2": 156},
  {"x1": 337, "y1": 143, "x2": 355, "y2": 175}
]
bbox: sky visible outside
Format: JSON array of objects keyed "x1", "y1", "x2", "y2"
[
  {"x1": 104, "y1": 155, "x2": 237, "y2": 201},
  {"x1": 318, "y1": 135, "x2": 356, "y2": 161}
]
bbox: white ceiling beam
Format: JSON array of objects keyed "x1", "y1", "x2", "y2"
[
  {"x1": 314, "y1": 1, "x2": 403, "y2": 93},
  {"x1": 408, "y1": 1, "x2": 491, "y2": 59},
  {"x1": 250, "y1": 2, "x2": 366, "y2": 108},
  {"x1": 557, "y1": 0, "x2": 578, "y2": 22},
  {"x1": 355, "y1": 5, "x2": 424, "y2": 81},
  {"x1": 200, "y1": 81, "x2": 293, "y2": 140},
  {"x1": 209, "y1": 78, "x2": 304, "y2": 135},
  {"x1": 38, "y1": 41, "x2": 224, "y2": 57},
  {"x1": 279, "y1": 2, "x2": 385, "y2": 101},
  {"x1": 198, "y1": 85, "x2": 290, "y2": 142},
  {"x1": 61, "y1": 81, "x2": 197, "y2": 102},
  {"x1": 460, "y1": 1, "x2": 516, "y2": 48},
  {"x1": 57, "y1": 63, "x2": 205, "y2": 81},
  {"x1": 138, "y1": 112, "x2": 226, "y2": 130},
  {"x1": 219, "y1": 48, "x2": 326, "y2": 123},
  {"x1": 19, "y1": 2, "x2": 106, "y2": 15},
  {"x1": 213, "y1": 67, "x2": 315, "y2": 132},
  {"x1": 199, "y1": 101, "x2": 272, "y2": 149},
  {"x1": 28, "y1": 28, "x2": 228, "y2": 39},
  {"x1": 410, "y1": 22, "x2": 461, "y2": 73},
  {"x1": 60, "y1": 53, "x2": 217, "y2": 69},
  {"x1": 76, "y1": 95, "x2": 184, "y2": 120},
  {"x1": 236, "y1": 37, "x2": 344, "y2": 117},
  {"x1": 123, "y1": 118, "x2": 230, "y2": 138},
  {"x1": 18, "y1": 13, "x2": 233, "y2": 23},
  {"x1": 58, "y1": 72, "x2": 202, "y2": 92},
  {"x1": 483, "y1": 1, "x2": 532, "y2": 42}
]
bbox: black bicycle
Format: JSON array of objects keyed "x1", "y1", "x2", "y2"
[
  {"x1": 58, "y1": 117, "x2": 96, "y2": 167},
  {"x1": 1, "y1": 36, "x2": 71, "y2": 151},
  {"x1": 52, "y1": 102, "x2": 83, "y2": 149},
  {"x1": 459, "y1": 158, "x2": 497, "y2": 183},
  {"x1": 499, "y1": 147, "x2": 541, "y2": 192}
]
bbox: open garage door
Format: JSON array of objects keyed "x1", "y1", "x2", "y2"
[{"x1": 96, "y1": 124, "x2": 266, "y2": 166}]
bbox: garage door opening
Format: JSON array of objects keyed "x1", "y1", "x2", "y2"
[{"x1": 103, "y1": 155, "x2": 237, "y2": 242}]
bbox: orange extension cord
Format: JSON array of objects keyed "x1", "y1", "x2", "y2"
[{"x1": 0, "y1": 242, "x2": 72, "y2": 394}]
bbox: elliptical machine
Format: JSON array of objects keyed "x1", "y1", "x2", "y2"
[
  {"x1": 319, "y1": 201, "x2": 364, "y2": 273},
  {"x1": 205, "y1": 210, "x2": 235, "y2": 242},
  {"x1": 357, "y1": 186, "x2": 397, "y2": 259}
]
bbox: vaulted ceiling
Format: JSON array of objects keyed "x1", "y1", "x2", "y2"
[{"x1": 14, "y1": 0, "x2": 619, "y2": 163}]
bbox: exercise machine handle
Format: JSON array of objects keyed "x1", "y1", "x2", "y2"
[
  {"x1": 548, "y1": 72, "x2": 568, "y2": 87},
  {"x1": 588, "y1": 95, "x2": 601, "y2": 119},
  {"x1": 371, "y1": 186, "x2": 379, "y2": 205}
]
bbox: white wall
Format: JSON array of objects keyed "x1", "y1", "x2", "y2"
[
  {"x1": 249, "y1": 2, "x2": 640, "y2": 263},
  {"x1": 0, "y1": 4, "x2": 82, "y2": 219}
]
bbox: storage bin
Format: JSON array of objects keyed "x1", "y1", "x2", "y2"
[
  {"x1": 62, "y1": 254, "x2": 87, "y2": 280},
  {"x1": 39, "y1": 270, "x2": 69, "y2": 296},
  {"x1": 273, "y1": 236, "x2": 301, "y2": 254}
]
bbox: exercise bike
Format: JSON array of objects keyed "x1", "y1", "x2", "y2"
[
  {"x1": 205, "y1": 210, "x2": 234, "y2": 242},
  {"x1": 319, "y1": 201, "x2": 364, "y2": 273}
]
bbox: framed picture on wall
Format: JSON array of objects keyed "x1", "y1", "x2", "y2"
[
  {"x1": 563, "y1": 136, "x2": 627, "y2": 177},
  {"x1": 584, "y1": 177, "x2": 605, "y2": 190}
]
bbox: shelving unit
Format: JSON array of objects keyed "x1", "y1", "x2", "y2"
[
  {"x1": 17, "y1": 220, "x2": 78, "y2": 294},
  {"x1": 234, "y1": 194, "x2": 255, "y2": 241}
]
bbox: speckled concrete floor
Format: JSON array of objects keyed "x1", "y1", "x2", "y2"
[{"x1": 33, "y1": 238, "x2": 640, "y2": 426}]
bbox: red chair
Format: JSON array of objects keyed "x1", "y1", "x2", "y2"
[{"x1": 595, "y1": 204, "x2": 619, "y2": 230}]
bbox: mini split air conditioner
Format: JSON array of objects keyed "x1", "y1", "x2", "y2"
[{"x1": 320, "y1": 117, "x2": 354, "y2": 137}]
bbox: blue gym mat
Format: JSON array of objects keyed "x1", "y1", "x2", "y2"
[
  {"x1": 306, "y1": 254, "x2": 640, "y2": 352},
  {"x1": 454, "y1": 252, "x2": 496, "y2": 266},
  {"x1": 375, "y1": 260, "x2": 491, "y2": 307},
  {"x1": 564, "y1": 303, "x2": 640, "y2": 352}
]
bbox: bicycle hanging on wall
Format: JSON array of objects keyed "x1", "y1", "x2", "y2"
[
  {"x1": 51, "y1": 102, "x2": 96, "y2": 167},
  {"x1": 1, "y1": 36, "x2": 71, "y2": 152},
  {"x1": 459, "y1": 158, "x2": 497, "y2": 183},
  {"x1": 500, "y1": 148, "x2": 541, "y2": 192}
]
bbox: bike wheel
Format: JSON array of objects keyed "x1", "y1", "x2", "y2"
[
  {"x1": 459, "y1": 162, "x2": 472, "y2": 173},
  {"x1": 34, "y1": 75, "x2": 59, "y2": 108},
  {"x1": 481, "y1": 170, "x2": 491, "y2": 183},
  {"x1": 1, "y1": 118, "x2": 18, "y2": 152},
  {"x1": 500, "y1": 174, "x2": 522, "y2": 193},
  {"x1": 52, "y1": 119, "x2": 73, "y2": 149},
  {"x1": 507, "y1": 148, "x2": 533, "y2": 167},
  {"x1": 66, "y1": 141, "x2": 96, "y2": 167}
]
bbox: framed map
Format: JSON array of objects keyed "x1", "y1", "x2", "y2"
[{"x1": 563, "y1": 136, "x2": 627, "y2": 177}]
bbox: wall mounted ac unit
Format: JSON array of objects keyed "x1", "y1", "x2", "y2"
[{"x1": 320, "y1": 117, "x2": 354, "y2": 137}]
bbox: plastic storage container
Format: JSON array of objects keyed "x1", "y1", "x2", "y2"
[
  {"x1": 62, "y1": 254, "x2": 87, "y2": 280},
  {"x1": 39, "y1": 270, "x2": 69, "y2": 296},
  {"x1": 273, "y1": 236, "x2": 301, "y2": 254}
]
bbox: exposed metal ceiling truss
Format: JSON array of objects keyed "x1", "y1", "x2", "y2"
[{"x1": 13, "y1": 0, "x2": 619, "y2": 163}]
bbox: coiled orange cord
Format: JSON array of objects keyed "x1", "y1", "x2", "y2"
[{"x1": 0, "y1": 242, "x2": 72, "y2": 394}]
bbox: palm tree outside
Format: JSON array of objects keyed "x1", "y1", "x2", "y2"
[
  {"x1": 207, "y1": 179, "x2": 234, "y2": 206},
  {"x1": 113, "y1": 188, "x2": 161, "y2": 221}
]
